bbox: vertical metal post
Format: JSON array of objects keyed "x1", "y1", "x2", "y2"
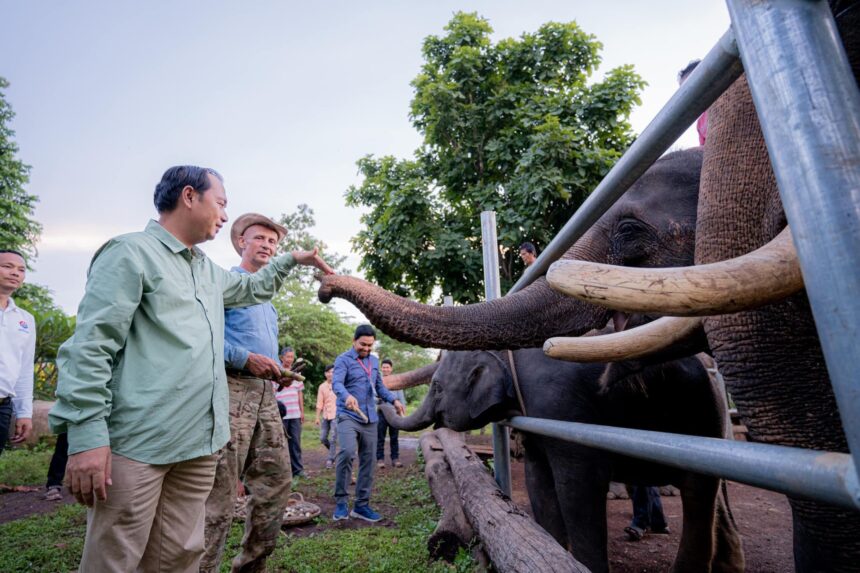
[
  {"x1": 728, "y1": 0, "x2": 860, "y2": 482},
  {"x1": 481, "y1": 211, "x2": 512, "y2": 495}
]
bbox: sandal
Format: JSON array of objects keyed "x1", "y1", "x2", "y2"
[
  {"x1": 44, "y1": 486, "x2": 63, "y2": 502},
  {"x1": 625, "y1": 526, "x2": 645, "y2": 541}
]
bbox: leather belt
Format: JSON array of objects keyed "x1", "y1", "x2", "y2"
[
  {"x1": 0, "y1": 396, "x2": 11, "y2": 406},
  {"x1": 225, "y1": 368, "x2": 261, "y2": 380}
]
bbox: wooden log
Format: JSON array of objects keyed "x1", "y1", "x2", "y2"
[
  {"x1": 436, "y1": 428, "x2": 590, "y2": 573},
  {"x1": 420, "y1": 432, "x2": 480, "y2": 562}
]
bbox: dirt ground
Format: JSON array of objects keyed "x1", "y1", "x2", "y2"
[{"x1": 0, "y1": 436, "x2": 793, "y2": 572}]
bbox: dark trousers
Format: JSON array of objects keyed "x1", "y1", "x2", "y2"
[
  {"x1": 376, "y1": 412, "x2": 400, "y2": 461},
  {"x1": 46, "y1": 433, "x2": 69, "y2": 488},
  {"x1": 0, "y1": 399, "x2": 12, "y2": 456},
  {"x1": 334, "y1": 415, "x2": 377, "y2": 507},
  {"x1": 630, "y1": 485, "x2": 668, "y2": 531},
  {"x1": 282, "y1": 417, "x2": 304, "y2": 476}
]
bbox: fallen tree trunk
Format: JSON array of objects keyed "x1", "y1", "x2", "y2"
[
  {"x1": 420, "y1": 432, "x2": 485, "y2": 563},
  {"x1": 436, "y1": 428, "x2": 590, "y2": 573}
]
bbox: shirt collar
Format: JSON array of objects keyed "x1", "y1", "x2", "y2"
[
  {"x1": 145, "y1": 219, "x2": 202, "y2": 257},
  {"x1": 1, "y1": 297, "x2": 18, "y2": 313}
]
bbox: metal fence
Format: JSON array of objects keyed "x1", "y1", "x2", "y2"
[{"x1": 483, "y1": 0, "x2": 860, "y2": 511}]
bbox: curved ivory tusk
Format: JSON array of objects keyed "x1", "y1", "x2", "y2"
[
  {"x1": 544, "y1": 316, "x2": 704, "y2": 362},
  {"x1": 547, "y1": 227, "x2": 802, "y2": 316},
  {"x1": 383, "y1": 362, "x2": 439, "y2": 391}
]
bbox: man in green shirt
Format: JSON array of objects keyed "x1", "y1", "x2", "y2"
[{"x1": 49, "y1": 165, "x2": 333, "y2": 573}]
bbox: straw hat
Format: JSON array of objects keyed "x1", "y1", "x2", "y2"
[{"x1": 230, "y1": 213, "x2": 287, "y2": 255}]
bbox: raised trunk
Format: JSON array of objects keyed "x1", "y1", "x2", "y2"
[
  {"x1": 384, "y1": 362, "x2": 439, "y2": 391},
  {"x1": 380, "y1": 387, "x2": 436, "y2": 431},
  {"x1": 319, "y1": 274, "x2": 609, "y2": 350}
]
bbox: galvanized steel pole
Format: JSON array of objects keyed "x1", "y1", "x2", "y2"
[
  {"x1": 481, "y1": 211, "x2": 512, "y2": 495},
  {"x1": 504, "y1": 416, "x2": 860, "y2": 511},
  {"x1": 728, "y1": 0, "x2": 860, "y2": 486},
  {"x1": 510, "y1": 28, "x2": 743, "y2": 295}
]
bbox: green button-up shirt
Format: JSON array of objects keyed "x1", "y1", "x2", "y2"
[{"x1": 49, "y1": 220, "x2": 296, "y2": 464}]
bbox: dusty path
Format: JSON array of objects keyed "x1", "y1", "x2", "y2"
[{"x1": 0, "y1": 435, "x2": 793, "y2": 571}]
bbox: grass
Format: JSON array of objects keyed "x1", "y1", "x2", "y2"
[{"x1": 0, "y1": 427, "x2": 480, "y2": 573}]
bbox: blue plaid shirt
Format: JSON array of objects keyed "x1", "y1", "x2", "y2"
[{"x1": 332, "y1": 348, "x2": 397, "y2": 424}]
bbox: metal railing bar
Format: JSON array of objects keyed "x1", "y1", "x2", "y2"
[
  {"x1": 510, "y1": 28, "x2": 742, "y2": 295},
  {"x1": 503, "y1": 416, "x2": 860, "y2": 511},
  {"x1": 727, "y1": 0, "x2": 860, "y2": 484}
]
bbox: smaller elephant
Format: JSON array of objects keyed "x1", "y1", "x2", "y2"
[{"x1": 384, "y1": 348, "x2": 744, "y2": 573}]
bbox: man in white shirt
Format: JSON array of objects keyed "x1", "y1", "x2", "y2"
[{"x1": 0, "y1": 249, "x2": 35, "y2": 455}]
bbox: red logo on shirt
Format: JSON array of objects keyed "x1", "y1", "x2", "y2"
[{"x1": 18, "y1": 320, "x2": 29, "y2": 330}]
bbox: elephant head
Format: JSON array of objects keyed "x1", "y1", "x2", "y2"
[{"x1": 319, "y1": 147, "x2": 704, "y2": 350}]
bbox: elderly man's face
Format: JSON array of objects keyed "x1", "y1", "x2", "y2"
[
  {"x1": 240, "y1": 224, "x2": 280, "y2": 269},
  {"x1": 0, "y1": 252, "x2": 26, "y2": 295},
  {"x1": 381, "y1": 363, "x2": 393, "y2": 376},
  {"x1": 281, "y1": 351, "x2": 295, "y2": 369},
  {"x1": 519, "y1": 249, "x2": 536, "y2": 266},
  {"x1": 353, "y1": 335, "x2": 375, "y2": 358}
]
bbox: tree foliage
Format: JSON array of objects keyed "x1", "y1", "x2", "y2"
[
  {"x1": 0, "y1": 77, "x2": 40, "y2": 261},
  {"x1": 346, "y1": 13, "x2": 645, "y2": 302}
]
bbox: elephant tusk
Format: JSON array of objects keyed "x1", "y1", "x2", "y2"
[
  {"x1": 544, "y1": 316, "x2": 704, "y2": 362},
  {"x1": 546, "y1": 226, "x2": 803, "y2": 316},
  {"x1": 383, "y1": 362, "x2": 439, "y2": 391}
]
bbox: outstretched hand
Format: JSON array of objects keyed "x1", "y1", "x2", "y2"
[{"x1": 292, "y1": 247, "x2": 335, "y2": 276}]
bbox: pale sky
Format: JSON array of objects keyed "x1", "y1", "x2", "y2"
[{"x1": 1, "y1": 1, "x2": 730, "y2": 317}]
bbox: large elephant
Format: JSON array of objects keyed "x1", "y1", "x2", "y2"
[
  {"x1": 382, "y1": 348, "x2": 744, "y2": 573},
  {"x1": 540, "y1": 3, "x2": 860, "y2": 571},
  {"x1": 318, "y1": 147, "x2": 704, "y2": 350}
]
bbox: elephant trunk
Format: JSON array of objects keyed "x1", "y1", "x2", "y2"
[
  {"x1": 318, "y1": 274, "x2": 610, "y2": 351},
  {"x1": 383, "y1": 362, "x2": 439, "y2": 391},
  {"x1": 380, "y1": 386, "x2": 436, "y2": 431}
]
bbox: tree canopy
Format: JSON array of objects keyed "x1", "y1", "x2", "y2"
[
  {"x1": 0, "y1": 77, "x2": 40, "y2": 261},
  {"x1": 346, "y1": 13, "x2": 644, "y2": 302}
]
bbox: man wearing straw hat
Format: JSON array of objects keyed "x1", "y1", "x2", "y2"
[{"x1": 202, "y1": 213, "x2": 307, "y2": 573}]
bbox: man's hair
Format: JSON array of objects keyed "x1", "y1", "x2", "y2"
[
  {"x1": 280, "y1": 346, "x2": 294, "y2": 356},
  {"x1": 354, "y1": 324, "x2": 376, "y2": 340},
  {"x1": 0, "y1": 249, "x2": 26, "y2": 260},
  {"x1": 381, "y1": 358, "x2": 393, "y2": 367},
  {"x1": 519, "y1": 242, "x2": 537, "y2": 255},
  {"x1": 678, "y1": 60, "x2": 701, "y2": 84},
  {"x1": 153, "y1": 165, "x2": 223, "y2": 214},
  {"x1": 324, "y1": 364, "x2": 335, "y2": 373}
]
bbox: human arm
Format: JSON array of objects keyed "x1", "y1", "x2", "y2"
[
  {"x1": 220, "y1": 249, "x2": 335, "y2": 308},
  {"x1": 374, "y1": 365, "x2": 405, "y2": 416},
  {"x1": 10, "y1": 316, "x2": 35, "y2": 443},
  {"x1": 49, "y1": 240, "x2": 144, "y2": 503},
  {"x1": 299, "y1": 390, "x2": 305, "y2": 423},
  {"x1": 331, "y1": 356, "x2": 357, "y2": 411}
]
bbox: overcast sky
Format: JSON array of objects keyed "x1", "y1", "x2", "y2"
[{"x1": 1, "y1": 1, "x2": 729, "y2": 317}]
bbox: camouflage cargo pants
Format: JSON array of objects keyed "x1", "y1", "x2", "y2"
[{"x1": 201, "y1": 374, "x2": 292, "y2": 573}]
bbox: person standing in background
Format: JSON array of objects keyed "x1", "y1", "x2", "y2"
[
  {"x1": 275, "y1": 347, "x2": 305, "y2": 479},
  {"x1": 315, "y1": 364, "x2": 338, "y2": 469},
  {"x1": 376, "y1": 359, "x2": 405, "y2": 469}
]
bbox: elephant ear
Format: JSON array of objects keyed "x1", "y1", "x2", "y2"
[{"x1": 465, "y1": 358, "x2": 512, "y2": 420}]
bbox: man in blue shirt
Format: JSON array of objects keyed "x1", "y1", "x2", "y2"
[
  {"x1": 331, "y1": 324, "x2": 405, "y2": 522},
  {"x1": 202, "y1": 213, "x2": 329, "y2": 573}
]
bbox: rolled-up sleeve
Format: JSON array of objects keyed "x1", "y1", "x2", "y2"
[
  {"x1": 224, "y1": 340, "x2": 250, "y2": 370},
  {"x1": 49, "y1": 240, "x2": 143, "y2": 454},
  {"x1": 220, "y1": 253, "x2": 295, "y2": 308}
]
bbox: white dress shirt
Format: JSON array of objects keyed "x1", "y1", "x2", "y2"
[{"x1": 0, "y1": 297, "x2": 35, "y2": 418}]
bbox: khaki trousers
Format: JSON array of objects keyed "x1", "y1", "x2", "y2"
[
  {"x1": 78, "y1": 453, "x2": 217, "y2": 573},
  {"x1": 201, "y1": 375, "x2": 292, "y2": 573}
]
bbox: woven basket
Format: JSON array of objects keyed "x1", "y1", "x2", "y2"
[{"x1": 281, "y1": 492, "x2": 321, "y2": 527}]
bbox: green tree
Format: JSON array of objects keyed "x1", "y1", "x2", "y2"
[
  {"x1": 273, "y1": 279, "x2": 355, "y2": 401},
  {"x1": 0, "y1": 77, "x2": 40, "y2": 260},
  {"x1": 346, "y1": 13, "x2": 645, "y2": 302},
  {"x1": 276, "y1": 203, "x2": 349, "y2": 286}
]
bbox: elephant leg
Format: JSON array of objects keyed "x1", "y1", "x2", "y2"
[
  {"x1": 550, "y1": 444, "x2": 610, "y2": 573},
  {"x1": 523, "y1": 447, "x2": 568, "y2": 548},
  {"x1": 672, "y1": 472, "x2": 720, "y2": 573},
  {"x1": 790, "y1": 497, "x2": 860, "y2": 573},
  {"x1": 711, "y1": 483, "x2": 745, "y2": 573}
]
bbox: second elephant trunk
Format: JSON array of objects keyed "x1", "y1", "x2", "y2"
[{"x1": 380, "y1": 385, "x2": 437, "y2": 431}]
